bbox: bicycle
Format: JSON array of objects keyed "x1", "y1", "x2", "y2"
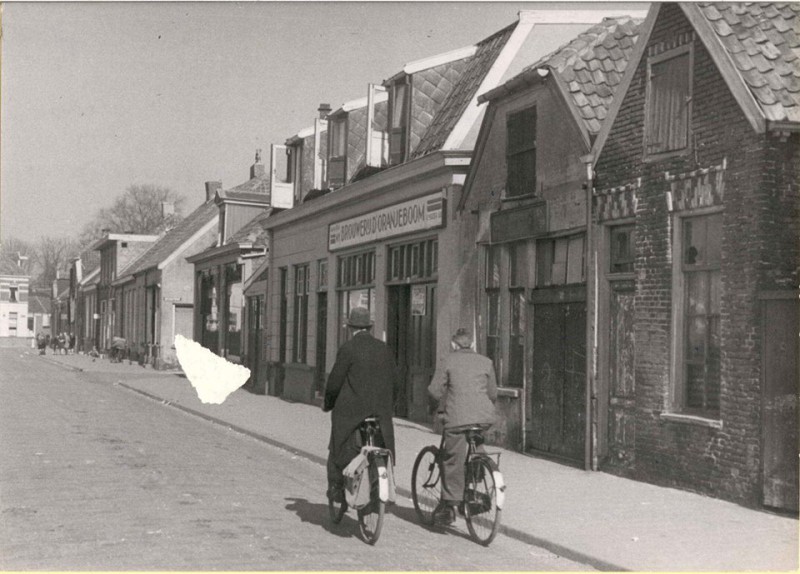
[
  {"x1": 328, "y1": 416, "x2": 394, "y2": 544},
  {"x1": 411, "y1": 424, "x2": 505, "y2": 546}
]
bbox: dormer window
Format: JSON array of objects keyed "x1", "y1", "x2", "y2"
[
  {"x1": 328, "y1": 116, "x2": 347, "y2": 189},
  {"x1": 388, "y1": 81, "x2": 408, "y2": 165},
  {"x1": 506, "y1": 106, "x2": 537, "y2": 198}
]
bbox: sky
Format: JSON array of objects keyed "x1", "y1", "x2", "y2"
[{"x1": 1, "y1": 1, "x2": 648, "y2": 244}]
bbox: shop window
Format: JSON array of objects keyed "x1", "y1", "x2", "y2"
[
  {"x1": 387, "y1": 238, "x2": 438, "y2": 282},
  {"x1": 225, "y1": 263, "x2": 243, "y2": 358},
  {"x1": 337, "y1": 250, "x2": 375, "y2": 344},
  {"x1": 485, "y1": 245, "x2": 502, "y2": 370},
  {"x1": 293, "y1": 264, "x2": 310, "y2": 364},
  {"x1": 388, "y1": 81, "x2": 408, "y2": 165},
  {"x1": 645, "y1": 45, "x2": 692, "y2": 159},
  {"x1": 675, "y1": 213, "x2": 721, "y2": 416},
  {"x1": 328, "y1": 117, "x2": 347, "y2": 189},
  {"x1": 610, "y1": 225, "x2": 636, "y2": 274},
  {"x1": 537, "y1": 235, "x2": 585, "y2": 287},
  {"x1": 506, "y1": 106, "x2": 537, "y2": 198}
]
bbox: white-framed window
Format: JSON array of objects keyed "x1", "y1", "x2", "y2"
[
  {"x1": 388, "y1": 81, "x2": 408, "y2": 165},
  {"x1": 292, "y1": 263, "x2": 310, "y2": 364},
  {"x1": 645, "y1": 44, "x2": 693, "y2": 159},
  {"x1": 328, "y1": 116, "x2": 347, "y2": 188},
  {"x1": 672, "y1": 211, "x2": 722, "y2": 416}
]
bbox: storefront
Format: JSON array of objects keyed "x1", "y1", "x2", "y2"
[{"x1": 262, "y1": 156, "x2": 468, "y2": 422}]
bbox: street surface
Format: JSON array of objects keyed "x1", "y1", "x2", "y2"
[{"x1": 0, "y1": 347, "x2": 592, "y2": 570}]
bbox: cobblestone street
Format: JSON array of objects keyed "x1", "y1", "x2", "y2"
[{"x1": 0, "y1": 348, "x2": 589, "y2": 570}]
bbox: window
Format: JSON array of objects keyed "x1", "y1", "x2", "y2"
[
  {"x1": 279, "y1": 267, "x2": 288, "y2": 363},
  {"x1": 485, "y1": 245, "x2": 501, "y2": 370},
  {"x1": 387, "y1": 238, "x2": 437, "y2": 282},
  {"x1": 317, "y1": 259, "x2": 328, "y2": 291},
  {"x1": 645, "y1": 46, "x2": 692, "y2": 158},
  {"x1": 389, "y1": 81, "x2": 408, "y2": 165},
  {"x1": 676, "y1": 213, "x2": 721, "y2": 416},
  {"x1": 610, "y1": 225, "x2": 636, "y2": 273},
  {"x1": 337, "y1": 251, "x2": 375, "y2": 344},
  {"x1": 506, "y1": 106, "x2": 537, "y2": 198},
  {"x1": 225, "y1": 264, "x2": 243, "y2": 357},
  {"x1": 537, "y1": 234, "x2": 585, "y2": 287},
  {"x1": 328, "y1": 117, "x2": 347, "y2": 188},
  {"x1": 292, "y1": 264, "x2": 310, "y2": 363},
  {"x1": 9, "y1": 287, "x2": 17, "y2": 303}
]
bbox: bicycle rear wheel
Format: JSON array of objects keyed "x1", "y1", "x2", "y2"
[
  {"x1": 328, "y1": 496, "x2": 347, "y2": 524},
  {"x1": 464, "y1": 457, "x2": 501, "y2": 546},
  {"x1": 357, "y1": 457, "x2": 385, "y2": 544},
  {"x1": 411, "y1": 445, "x2": 441, "y2": 525}
]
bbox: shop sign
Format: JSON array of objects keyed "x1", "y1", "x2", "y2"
[
  {"x1": 490, "y1": 202, "x2": 547, "y2": 244},
  {"x1": 411, "y1": 285, "x2": 427, "y2": 315},
  {"x1": 329, "y1": 192, "x2": 444, "y2": 251}
]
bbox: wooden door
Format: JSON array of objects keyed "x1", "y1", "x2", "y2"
[
  {"x1": 606, "y1": 280, "x2": 636, "y2": 468},
  {"x1": 530, "y1": 298, "x2": 586, "y2": 462},
  {"x1": 761, "y1": 296, "x2": 799, "y2": 512},
  {"x1": 387, "y1": 284, "x2": 437, "y2": 421}
]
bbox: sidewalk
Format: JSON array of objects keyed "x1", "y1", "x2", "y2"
[{"x1": 39, "y1": 351, "x2": 798, "y2": 571}]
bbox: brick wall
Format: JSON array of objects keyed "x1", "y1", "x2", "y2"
[{"x1": 594, "y1": 3, "x2": 798, "y2": 507}]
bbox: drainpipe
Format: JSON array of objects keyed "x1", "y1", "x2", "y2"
[{"x1": 582, "y1": 153, "x2": 598, "y2": 471}]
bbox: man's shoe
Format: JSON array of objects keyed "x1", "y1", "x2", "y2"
[
  {"x1": 327, "y1": 486, "x2": 345, "y2": 504},
  {"x1": 433, "y1": 502, "x2": 456, "y2": 525}
]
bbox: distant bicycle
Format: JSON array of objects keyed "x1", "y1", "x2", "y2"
[
  {"x1": 411, "y1": 424, "x2": 505, "y2": 545},
  {"x1": 328, "y1": 416, "x2": 394, "y2": 545}
]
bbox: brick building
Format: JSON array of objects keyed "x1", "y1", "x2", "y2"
[{"x1": 589, "y1": 2, "x2": 799, "y2": 511}]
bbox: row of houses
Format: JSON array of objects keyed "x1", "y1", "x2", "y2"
[{"x1": 55, "y1": 3, "x2": 798, "y2": 513}]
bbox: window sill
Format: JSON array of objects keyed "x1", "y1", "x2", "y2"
[
  {"x1": 643, "y1": 148, "x2": 691, "y2": 163},
  {"x1": 497, "y1": 387, "x2": 521, "y2": 399},
  {"x1": 660, "y1": 412, "x2": 723, "y2": 429},
  {"x1": 501, "y1": 193, "x2": 538, "y2": 203}
]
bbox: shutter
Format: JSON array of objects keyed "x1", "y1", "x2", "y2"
[{"x1": 648, "y1": 51, "x2": 690, "y2": 153}]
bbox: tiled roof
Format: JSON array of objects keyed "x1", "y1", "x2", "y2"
[
  {"x1": 412, "y1": 23, "x2": 515, "y2": 158},
  {"x1": 75, "y1": 247, "x2": 101, "y2": 276},
  {"x1": 217, "y1": 172, "x2": 271, "y2": 203},
  {"x1": 227, "y1": 208, "x2": 274, "y2": 248},
  {"x1": 523, "y1": 16, "x2": 642, "y2": 134},
  {"x1": 119, "y1": 199, "x2": 218, "y2": 278},
  {"x1": 696, "y1": 2, "x2": 800, "y2": 122}
]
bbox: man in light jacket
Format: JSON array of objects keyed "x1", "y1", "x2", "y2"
[{"x1": 428, "y1": 327, "x2": 497, "y2": 524}]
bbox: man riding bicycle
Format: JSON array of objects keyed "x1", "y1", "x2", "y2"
[
  {"x1": 428, "y1": 327, "x2": 497, "y2": 525},
  {"x1": 323, "y1": 306, "x2": 398, "y2": 504}
]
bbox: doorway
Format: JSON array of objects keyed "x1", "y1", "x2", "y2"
[{"x1": 387, "y1": 283, "x2": 437, "y2": 422}]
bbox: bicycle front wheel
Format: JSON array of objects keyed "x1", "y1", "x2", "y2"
[
  {"x1": 357, "y1": 457, "x2": 385, "y2": 544},
  {"x1": 411, "y1": 445, "x2": 441, "y2": 525},
  {"x1": 464, "y1": 457, "x2": 501, "y2": 546}
]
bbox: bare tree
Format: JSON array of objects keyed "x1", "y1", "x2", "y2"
[
  {"x1": 32, "y1": 236, "x2": 78, "y2": 288},
  {"x1": 0, "y1": 236, "x2": 35, "y2": 276},
  {"x1": 78, "y1": 184, "x2": 186, "y2": 248}
]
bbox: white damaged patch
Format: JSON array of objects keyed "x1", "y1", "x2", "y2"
[{"x1": 174, "y1": 334, "x2": 250, "y2": 405}]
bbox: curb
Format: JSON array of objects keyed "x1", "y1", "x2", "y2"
[
  {"x1": 38, "y1": 355, "x2": 84, "y2": 373},
  {"x1": 119, "y1": 382, "x2": 625, "y2": 571}
]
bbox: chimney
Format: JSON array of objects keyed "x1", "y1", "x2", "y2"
[
  {"x1": 318, "y1": 103, "x2": 332, "y2": 120},
  {"x1": 161, "y1": 201, "x2": 175, "y2": 218},
  {"x1": 251, "y1": 149, "x2": 265, "y2": 179},
  {"x1": 205, "y1": 181, "x2": 222, "y2": 201}
]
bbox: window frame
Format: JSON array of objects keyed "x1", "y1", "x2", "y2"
[
  {"x1": 506, "y1": 106, "x2": 537, "y2": 198},
  {"x1": 328, "y1": 116, "x2": 348, "y2": 188},
  {"x1": 670, "y1": 209, "x2": 723, "y2": 419},
  {"x1": 644, "y1": 43, "x2": 694, "y2": 162},
  {"x1": 388, "y1": 80, "x2": 409, "y2": 165},
  {"x1": 292, "y1": 263, "x2": 310, "y2": 364},
  {"x1": 484, "y1": 244, "x2": 502, "y2": 376}
]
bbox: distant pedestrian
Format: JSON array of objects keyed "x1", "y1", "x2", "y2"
[
  {"x1": 68, "y1": 332, "x2": 76, "y2": 354},
  {"x1": 36, "y1": 333, "x2": 47, "y2": 355}
]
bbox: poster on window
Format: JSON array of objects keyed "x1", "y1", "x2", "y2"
[{"x1": 411, "y1": 285, "x2": 426, "y2": 316}]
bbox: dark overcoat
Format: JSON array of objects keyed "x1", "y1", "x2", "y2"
[{"x1": 324, "y1": 331, "x2": 398, "y2": 469}]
